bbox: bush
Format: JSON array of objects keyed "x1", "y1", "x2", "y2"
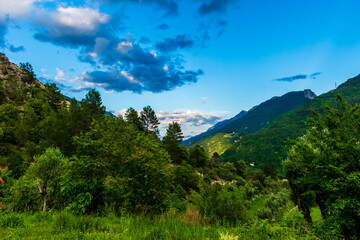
[
  {"x1": 0, "y1": 213, "x2": 25, "y2": 228},
  {"x1": 257, "y1": 207, "x2": 272, "y2": 219},
  {"x1": 189, "y1": 185, "x2": 245, "y2": 226}
]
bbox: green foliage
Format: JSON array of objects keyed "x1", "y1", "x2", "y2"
[
  {"x1": 6, "y1": 151, "x2": 28, "y2": 179},
  {"x1": 19, "y1": 62, "x2": 36, "y2": 83},
  {"x1": 189, "y1": 185, "x2": 246, "y2": 225},
  {"x1": 164, "y1": 122, "x2": 184, "y2": 143},
  {"x1": 163, "y1": 122, "x2": 188, "y2": 164},
  {"x1": 125, "y1": 107, "x2": 144, "y2": 131},
  {"x1": 174, "y1": 162, "x2": 200, "y2": 194},
  {"x1": 189, "y1": 145, "x2": 208, "y2": 168},
  {"x1": 43, "y1": 83, "x2": 64, "y2": 112},
  {"x1": 61, "y1": 179, "x2": 105, "y2": 215},
  {"x1": 0, "y1": 84, "x2": 5, "y2": 104},
  {"x1": 72, "y1": 116, "x2": 172, "y2": 214},
  {"x1": 140, "y1": 105, "x2": 160, "y2": 136},
  {"x1": 186, "y1": 132, "x2": 236, "y2": 156},
  {"x1": 284, "y1": 95, "x2": 360, "y2": 238}
]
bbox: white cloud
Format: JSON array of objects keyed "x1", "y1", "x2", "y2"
[
  {"x1": 0, "y1": 0, "x2": 41, "y2": 20},
  {"x1": 116, "y1": 41, "x2": 133, "y2": 54},
  {"x1": 157, "y1": 110, "x2": 223, "y2": 126},
  {"x1": 55, "y1": 67, "x2": 65, "y2": 82},
  {"x1": 116, "y1": 108, "x2": 127, "y2": 117},
  {"x1": 50, "y1": 7, "x2": 110, "y2": 35}
]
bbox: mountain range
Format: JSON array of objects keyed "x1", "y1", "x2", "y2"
[{"x1": 183, "y1": 89, "x2": 316, "y2": 155}]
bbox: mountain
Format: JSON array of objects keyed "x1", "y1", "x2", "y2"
[
  {"x1": 183, "y1": 90, "x2": 316, "y2": 155},
  {"x1": 219, "y1": 90, "x2": 316, "y2": 134},
  {"x1": 221, "y1": 74, "x2": 360, "y2": 167},
  {"x1": 182, "y1": 110, "x2": 247, "y2": 145}
]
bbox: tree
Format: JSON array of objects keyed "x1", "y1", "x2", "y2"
[
  {"x1": 77, "y1": 89, "x2": 106, "y2": 133},
  {"x1": 80, "y1": 89, "x2": 106, "y2": 124},
  {"x1": 19, "y1": 62, "x2": 36, "y2": 83},
  {"x1": 140, "y1": 106, "x2": 160, "y2": 136},
  {"x1": 189, "y1": 145, "x2": 208, "y2": 168},
  {"x1": 163, "y1": 122, "x2": 184, "y2": 143},
  {"x1": 284, "y1": 95, "x2": 360, "y2": 238},
  {"x1": 72, "y1": 116, "x2": 172, "y2": 214},
  {"x1": 163, "y1": 122, "x2": 188, "y2": 164},
  {"x1": 44, "y1": 83, "x2": 64, "y2": 112},
  {"x1": 27, "y1": 147, "x2": 67, "y2": 211},
  {"x1": 125, "y1": 107, "x2": 143, "y2": 131}
]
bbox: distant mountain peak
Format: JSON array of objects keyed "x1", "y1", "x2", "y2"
[{"x1": 304, "y1": 89, "x2": 316, "y2": 99}]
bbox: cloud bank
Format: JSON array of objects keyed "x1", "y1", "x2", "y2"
[{"x1": 157, "y1": 110, "x2": 223, "y2": 126}]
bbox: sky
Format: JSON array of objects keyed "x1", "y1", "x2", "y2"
[{"x1": 1, "y1": 0, "x2": 360, "y2": 138}]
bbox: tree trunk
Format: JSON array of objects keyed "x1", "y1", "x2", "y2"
[
  {"x1": 37, "y1": 182, "x2": 47, "y2": 212},
  {"x1": 316, "y1": 193, "x2": 327, "y2": 219},
  {"x1": 43, "y1": 195, "x2": 46, "y2": 212},
  {"x1": 289, "y1": 181, "x2": 313, "y2": 224}
]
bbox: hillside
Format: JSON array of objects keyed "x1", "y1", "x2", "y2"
[
  {"x1": 0, "y1": 53, "x2": 45, "y2": 106},
  {"x1": 184, "y1": 90, "x2": 315, "y2": 155},
  {"x1": 182, "y1": 110, "x2": 247, "y2": 146},
  {"x1": 221, "y1": 74, "x2": 360, "y2": 166}
]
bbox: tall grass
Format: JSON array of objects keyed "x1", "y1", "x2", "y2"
[{"x1": 0, "y1": 211, "x2": 318, "y2": 239}]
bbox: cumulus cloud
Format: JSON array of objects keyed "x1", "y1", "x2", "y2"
[
  {"x1": 0, "y1": 1, "x2": 203, "y2": 94},
  {"x1": 55, "y1": 67, "x2": 66, "y2": 82},
  {"x1": 0, "y1": 0, "x2": 40, "y2": 20},
  {"x1": 157, "y1": 110, "x2": 223, "y2": 126},
  {"x1": 0, "y1": 0, "x2": 41, "y2": 49},
  {"x1": 156, "y1": 34, "x2": 194, "y2": 53},
  {"x1": 198, "y1": 0, "x2": 237, "y2": 16},
  {"x1": 34, "y1": 7, "x2": 111, "y2": 47},
  {"x1": 77, "y1": 64, "x2": 203, "y2": 93},
  {"x1": 274, "y1": 72, "x2": 322, "y2": 82},
  {"x1": 75, "y1": 35, "x2": 203, "y2": 93}
]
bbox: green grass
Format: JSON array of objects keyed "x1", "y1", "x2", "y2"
[
  {"x1": 310, "y1": 207, "x2": 322, "y2": 223},
  {"x1": 187, "y1": 133, "x2": 238, "y2": 156},
  {"x1": 247, "y1": 196, "x2": 267, "y2": 218},
  {"x1": 0, "y1": 211, "x2": 319, "y2": 240}
]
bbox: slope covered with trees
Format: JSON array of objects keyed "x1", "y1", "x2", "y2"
[
  {"x1": 185, "y1": 90, "x2": 315, "y2": 155},
  {"x1": 221, "y1": 74, "x2": 360, "y2": 166}
]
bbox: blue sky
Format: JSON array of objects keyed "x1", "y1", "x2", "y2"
[{"x1": 1, "y1": 0, "x2": 360, "y2": 137}]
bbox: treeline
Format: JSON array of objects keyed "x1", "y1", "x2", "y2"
[{"x1": 0, "y1": 80, "x2": 281, "y2": 220}]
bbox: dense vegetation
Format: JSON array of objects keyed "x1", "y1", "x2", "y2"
[{"x1": 0, "y1": 54, "x2": 359, "y2": 239}]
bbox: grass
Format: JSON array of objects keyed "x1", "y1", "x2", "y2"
[
  {"x1": 247, "y1": 196, "x2": 266, "y2": 218},
  {"x1": 0, "y1": 210, "x2": 319, "y2": 240},
  {"x1": 310, "y1": 207, "x2": 322, "y2": 223}
]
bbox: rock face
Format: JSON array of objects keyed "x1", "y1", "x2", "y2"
[
  {"x1": 0, "y1": 53, "x2": 44, "y2": 87},
  {"x1": 0, "y1": 53, "x2": 45, "y2": 105},
  {"x1": 304, "y1": 89, "x2": 316, "y2": 100},
  {"x1": 0, "y1": 53, "x2": 23, "y2": 80}
]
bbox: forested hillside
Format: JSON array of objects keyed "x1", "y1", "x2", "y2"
[
  {"x1": 221, "y1": 74, "x2": 360, "y2": 166},
  {"x1": 185, "y1": 90, "x2": 315, "y2": 155}
]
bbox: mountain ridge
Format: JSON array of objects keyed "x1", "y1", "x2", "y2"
[
  {"x1": 221, "y1": 74, "x2": 360, "y2": 166},
  {"x1": 183, "y1": 89, "x2": 316, "y2": 155}
]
